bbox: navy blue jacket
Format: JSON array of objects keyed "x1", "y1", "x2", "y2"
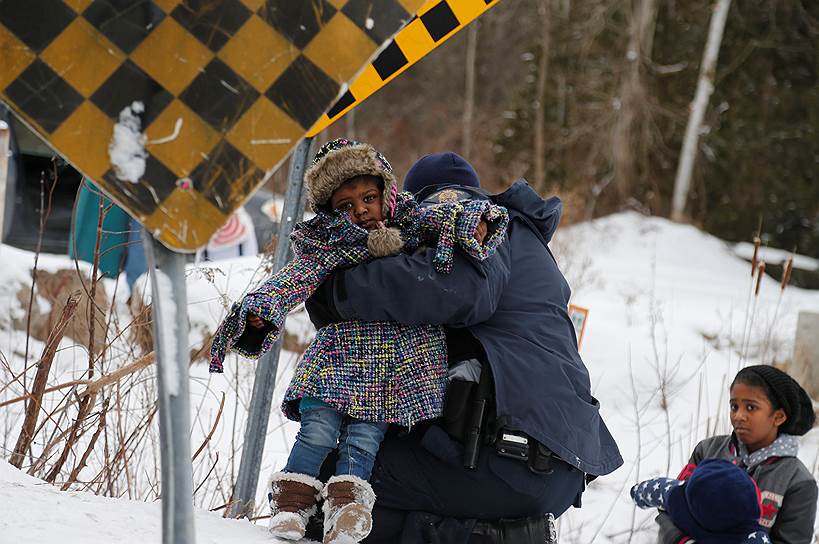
[{"x1": 316, "y1": 180, "x2": 622, "y2": 476}]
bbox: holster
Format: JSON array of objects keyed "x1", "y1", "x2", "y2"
[
  {"x1": 442, "y1": 364, "x2": 555, "y2": 474},
  {"x1": 494, "y1": 429, "x2": 556, "y2": 475},
  {"x1": 469, "y1": 513, "x2": 558, "y2": 544},
  {"x1": 441, "y1": 378, "x2": 475, "y2": 444},
  {"x1": 442, "y1": 362, "x2": 494, "y2": 468}
]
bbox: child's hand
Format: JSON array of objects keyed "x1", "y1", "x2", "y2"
[
  {"x1": 246, "y1": 313, "x2": 267, "y2": 330},
  {"x1": 474, "y1": 221, "x2": 488, "y2": 245}
]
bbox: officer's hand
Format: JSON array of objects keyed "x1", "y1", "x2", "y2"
[{"x1": 475, "y1": 221, "x2": 488, "y2": 245}]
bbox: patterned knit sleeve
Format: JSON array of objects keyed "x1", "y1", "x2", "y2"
[
  {"x1": 408, "y1": 199, "x2": 509, "y2": 274},
  {"x1": 209, "y1": 213, "x2": 370, "y2": 373}
]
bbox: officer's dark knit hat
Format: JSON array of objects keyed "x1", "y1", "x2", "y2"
[
  {"x1": 734, "y1": 365, "x2": 816, "y2": 436},
  {"x1": 667, "y1": 458, "x2": 763, "y2": 543},
  {"x1": 304, "y1": 138, "x2": 397, "y2": 216},
  {"x1": 403, "y1": 152, "x2": 480, "y2": 195}
]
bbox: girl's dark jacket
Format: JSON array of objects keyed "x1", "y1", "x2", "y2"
[
  {"x1": 308, "y1": 180, "x2": 623, "y2": 476},
  {"x1": 657, "y1": 434, "x2": 818, "y2": 544}
]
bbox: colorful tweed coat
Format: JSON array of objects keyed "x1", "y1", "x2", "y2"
[{"x1": 209, "y1": 192, "x2": 507, "y2": 427}]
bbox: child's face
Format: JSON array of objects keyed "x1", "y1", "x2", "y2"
[
  {"x1": 330, "y1": 175, "x2": 384, "y2": 230},
  {"x1": 729, "y1": 382, "x2": 787, "y2": 452}
]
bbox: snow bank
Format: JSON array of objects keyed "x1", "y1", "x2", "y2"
[
  {"x1": 1, "y1": 211, "x2": 816, "y2": 543},
  {"x1": 0, "y1": 460, "x2": 297, "y2": 544}
]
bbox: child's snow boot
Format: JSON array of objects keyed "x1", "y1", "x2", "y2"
[
  {"x1": 321, "y1": 475, "x2": 376, "y2": 544},
  {"x1": 268, "y1": 472, "x2": 323, "y2": 540}
]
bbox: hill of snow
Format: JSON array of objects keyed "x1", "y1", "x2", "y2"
[
  {"x1": 0, "y1": 211, "x2": 816, "y2": 543},
  {"x1": 0, "y1": 458, "x2": 294, "y2": 544}
]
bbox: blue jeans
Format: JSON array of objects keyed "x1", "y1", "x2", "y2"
[{"x1": 284, "y1": 404, "x2": 388, "y2": 480}]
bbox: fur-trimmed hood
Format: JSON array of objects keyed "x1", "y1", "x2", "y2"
[{"x1": 304, "y1": 138, "x2": 397, "y2": 217}]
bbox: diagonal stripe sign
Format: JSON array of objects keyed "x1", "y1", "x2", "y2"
[
  {"x1": 307, "y1": 0, "x2": 502, "y2": 136},
  {"x1": 0, "y1": 0, "x2": 424, "y2": 251}
]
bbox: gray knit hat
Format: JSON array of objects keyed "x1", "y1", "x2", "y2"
[{"x1": 303, "y1": 138, "x2": 398, "y2": 217}]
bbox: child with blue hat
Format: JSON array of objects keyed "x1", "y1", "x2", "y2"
[{"x1": 632, "y1": 458, "x2": 769, "y2": 543}]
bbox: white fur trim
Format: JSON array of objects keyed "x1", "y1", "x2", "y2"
[
  {"x1": 321, "y1": 474, "x2": 376, "y2": 508},
  {"x1": 268, "y1": 471, "x2": 323, "y2": 527},
  {"x1": 367, "y1": 227, "x2": 403, "y2": 257},
  {"x1": 268, "y1": 512, "x2": 308, "y2": 540},
  {"x1": 321, "y1": 475, "x2": 376, "y2": 543},
  {"x1": 304, "y1": 143, "x2": 397, "y2": 215},
  {"x1": 269, "y1": 470, "x2": 323, "y2": 493}
]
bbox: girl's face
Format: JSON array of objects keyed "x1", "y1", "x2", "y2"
[
  {"x1": 330, "y1": 175, "x2": 384, "y2": 230},
  {"x1": 729, "y1": 382, "x2": 787, "y2": 452}
]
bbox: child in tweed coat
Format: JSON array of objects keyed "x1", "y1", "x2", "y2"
[{"x1": 208, "y1": 139, "x2": 507, "y2": 544}]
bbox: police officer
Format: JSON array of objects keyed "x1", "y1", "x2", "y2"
[{"x1": 306, "y1": 152, "x2": 622, "y2": 543}]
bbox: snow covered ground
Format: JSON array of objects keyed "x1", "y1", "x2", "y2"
[
  {"x1": 1, "y1": 211, "x2": 817, "y2": 543},
  {"x1": 0, "y1": 458, "x2": 278, "y2": 544}
]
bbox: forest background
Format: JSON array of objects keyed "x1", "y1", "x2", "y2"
[{"x1": 277, "y1": 0, "x2": 819, "y2": 261}]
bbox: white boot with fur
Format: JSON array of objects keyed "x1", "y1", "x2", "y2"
[
  {"x1": 321, "y1": 474, "x2": 376, "y2": 544},
  {"x1": 268, "y1": 472, "x2": 323, "y2": 540}
]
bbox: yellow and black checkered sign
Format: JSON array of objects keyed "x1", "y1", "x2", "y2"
[
  {"x1": 308, "y1": 0, "x2": 501, "y2": 136},
  {"x1": 0, "y1": 0, "x2": 424, "y2": 250}
]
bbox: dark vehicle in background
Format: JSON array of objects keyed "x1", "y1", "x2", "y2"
[{"x1": 0, "y1": 104, "x2": 277, "y2": 256}]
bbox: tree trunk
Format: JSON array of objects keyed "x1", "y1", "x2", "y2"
[
  {"x1": 610, "y1": 0, "x2": 659, "y2": 198},
  {"x1": 0, "y1": 120, "x2": 9, "y2": 240},
  {"x1": 533, "y1": 2, "x2": 552, "y2": 193},
  {"x1": 462, "y1": 21, "x2": 479, "y2": 160},
  {"x1": 670, "y1": 0, "x2": 732, "y2": 222},
  {"x1": 345, "y1": 107, "x2": 356, "y2": 141}
]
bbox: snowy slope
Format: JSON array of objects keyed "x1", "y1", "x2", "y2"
[
  {"x1": 0, "y1": 459, "x2": 305, "y2": 544},
  {"x1": 551, "y1": 212, "x2": 819, "y2": 542},
  {"x1": 1, "y1": 211, "x2": 817, "y2": 543}
]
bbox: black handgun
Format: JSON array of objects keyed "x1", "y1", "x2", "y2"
[{"x1": 463, "y1": 364, "x2": 492, "y2": 469}]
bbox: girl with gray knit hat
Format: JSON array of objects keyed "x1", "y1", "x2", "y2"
[
  {"x1": 209, "y1": 138, "x2": 508, "y2": 543},
  {"x1": 656, "y1": 364, "x2": 817, "y2": 544}
]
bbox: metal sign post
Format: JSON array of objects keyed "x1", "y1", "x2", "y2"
[
  {"x1": 228, "y1": 136, "x2": 313, "y2": 519},
  {"x1": 143, "y1": 233, "x2": 196, "y2": 544}
]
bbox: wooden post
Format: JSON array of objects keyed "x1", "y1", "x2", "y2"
[
  {"x1": 0, "y1": 120, "x2": 10, "y2": 242},
  {"x1": 792, "y1": 312, "x2": 819, "y2": 399},
  {"x1": 462, "y1": 21, "x2": 479, "y2": 161}
]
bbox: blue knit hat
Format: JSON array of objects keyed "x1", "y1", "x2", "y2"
[
  {"x1": 403, "y1": 152, "x2": 480, "y2": 195},
  {"x1": 667, "y1": 458, "x2": 763, "y2": 543}
]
